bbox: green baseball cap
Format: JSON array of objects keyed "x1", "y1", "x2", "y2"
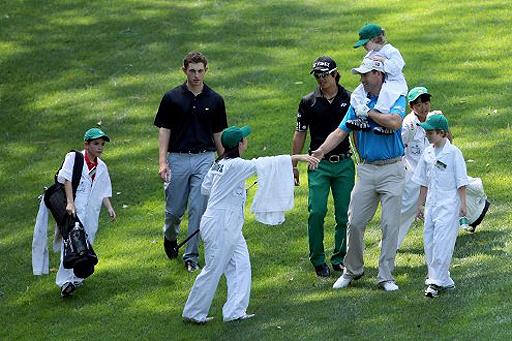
[
  {"x1": 354, "y1": 24, "x2": 383, "y2": 48},
  {"x1": 417, "y1": 114, "x2": 449, "y2": 131},
  {"x1": 84, "y1": 128, "x2": 110, "y2": 142},
  {"x1": 407, "y1": 87, "x2": 431, "y2": 103},
  {"x1": 221, "y1": 126, "x2": 251, "y2": 148}
]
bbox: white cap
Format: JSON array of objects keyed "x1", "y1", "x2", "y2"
[{"x1": 351, "y1": 58, "x2": 384, "y2": 74}]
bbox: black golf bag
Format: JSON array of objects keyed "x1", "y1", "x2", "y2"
[{"x1": 43, "y1": 150, "x2": 98, "y2": 279}]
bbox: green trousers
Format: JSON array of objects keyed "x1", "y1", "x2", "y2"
[{"x1": 307, "y1": 158, "x2": 355, "y2": 267}]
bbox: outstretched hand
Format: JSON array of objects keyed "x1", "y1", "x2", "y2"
[
  {"x1": 292, "y1": 154, "x2": 320, "y2": 170},
  {"x1": 310, "y1": 150, "x2": 324, "y2": 166}
]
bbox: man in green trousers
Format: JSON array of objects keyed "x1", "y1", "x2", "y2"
[{"x1": 292, "y1": 56, "x2": 355, "y2": 277}]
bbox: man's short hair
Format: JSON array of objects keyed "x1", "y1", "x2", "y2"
[{"x1": 183, "y1": 52, "x2": 207, "y2": 69}]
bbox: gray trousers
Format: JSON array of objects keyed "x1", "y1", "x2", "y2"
[
  {"x1": 163, "y1": 152, "x2": 214, "y2": 263},
  {"x1": 343, "y1": 161, "x2": 405, "y2": 283}
]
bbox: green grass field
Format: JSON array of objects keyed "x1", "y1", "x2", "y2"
[{"x1": 1, "y1": 0, "x2": 511, "y2": 339}]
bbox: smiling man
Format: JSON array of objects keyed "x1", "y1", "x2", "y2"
[
  {"x1": 154, "y1": 52, "x2": 228, "y2": 272},
  {"x1": 292, "y1": 56, "x2": 354, "y2": 278},
  {"x1": 312, "y1": 58, "x2": 406, "y2": 291}
]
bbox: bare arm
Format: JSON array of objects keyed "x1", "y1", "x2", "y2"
[
  {"x1": 291, "y1": 154, "x2": 319, "y2": 169},
  {"x1": 416, "y1": 185, "x2": 427, "y2": 219},
  {"x1": 458, "y1": 186, "x2": 467, "y2": 217},
  {"x1": 213, "y1": 132, "x2": 224, "y2": 156},
  {"x1": 367, "y1": 110, "x2": 402, "y2": 130},
  {"x1": 102, "y1": 197, "x2": 116, "y2": 221},
  {"x1": 158, "y1": 128, "x2": 171, "y2": 182},
  {"x1": 311, "y1": 128, "x2": 349, "y2": 161},
  {"x1": 292, "y1": 131, "x2": 307, "y2": 185},
  {"x1": 64, "y1": 180, "x2": 76, "y2": 217}
]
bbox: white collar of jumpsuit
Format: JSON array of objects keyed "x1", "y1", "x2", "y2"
[{"x1": 425, "y1": 138, "x2": 452, "y2": 162}]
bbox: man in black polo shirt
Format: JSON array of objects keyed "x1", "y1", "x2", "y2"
[
  {"x1": 292, "y1": 56, "x2": 355, "y2": 277},
  {"x1": 154, "y1": 52, "x2": 228, "y2": 272}
]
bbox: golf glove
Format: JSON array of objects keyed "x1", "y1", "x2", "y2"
[{"x1": 354, "y1": 103, "x2": 370, "y2": 118}]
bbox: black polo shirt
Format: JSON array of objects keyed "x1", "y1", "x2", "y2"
[
  {"x1": 296, "y1": 84, "x2": 352, "y2": 157},
  {"x1": 154, "y1": 83, "x2": 228, "y2": 152}
]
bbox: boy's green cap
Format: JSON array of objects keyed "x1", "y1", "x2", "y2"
[
  {"x1": 354, "y1": 24, "x2": 382, "y2": 48},
  {"x1": 84, "y1": 128, "x2": 110, "y2": 142},
  {"x1": 417, "y1": 114, "x2": 449, "y2": 132},
  {"x1": 408, "y1": 87, "x2": 431, "y2": 103},
  {"x1": 221, "y1": 126, "x2": 251, "y2": 148}
]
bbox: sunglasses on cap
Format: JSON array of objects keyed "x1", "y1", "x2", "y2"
[{"x1": 313, "y1": 68, "x2": 337, "y2": 79}]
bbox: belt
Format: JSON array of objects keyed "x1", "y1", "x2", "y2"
[
  {"x1": 172, "y1": 150, "x2": 212, "y2": 154},
  {"x1": 361, "y1": 156, "x2": 402, "y2": 166},
  {"x1": 324, "y1": 153, "x2": 352, "y2": 163}
]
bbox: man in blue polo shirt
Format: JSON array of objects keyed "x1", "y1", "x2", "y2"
[{"x1": 312, "y1": 58, "x2": 406, "y2": 291}]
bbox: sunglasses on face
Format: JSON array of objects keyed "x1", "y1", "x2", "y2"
[{"x1": 313, "y1": 68, "x2": 336, "y2": 79}]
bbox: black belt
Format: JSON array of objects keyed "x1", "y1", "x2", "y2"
[
  {"x1": 172, "y1": 150, "x2": 212, "y2": 154},
  {"x1": 324, "y1": 153, "x2": 352, "y2": 163}
]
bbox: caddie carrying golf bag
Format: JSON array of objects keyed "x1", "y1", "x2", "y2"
[{"x1": 43, "y1": 150, "x2": 98, "y2": 279}]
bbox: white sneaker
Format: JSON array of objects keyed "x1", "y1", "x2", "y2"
[
  {"x1": 380, "y1": 281, "x2": 399, "y2": 292},
  {"x1": 425, "y1": 285, "x2": 439, "y2": 298},
  {"x1": 333, "y1": 276, "x2": 352, "y2": 289},
  {"x1": 225, "y1": 314, "x2": 255, "y2": 322},
  {"x1": 182, "y1": 316, "x2": 214, "y2": 325}
]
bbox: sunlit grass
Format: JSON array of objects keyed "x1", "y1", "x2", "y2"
[{"x1": 1, "y1": 0, "x2": 511, "y2": 339}]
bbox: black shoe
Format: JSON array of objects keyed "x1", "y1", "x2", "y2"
[
  {"x1": 332, "y1": 263, "x2": 345, "y2": 272},
  {"x1": 60, "y1": 282, "x2": 76, "y2": 298},
  {"x1": 373, "y1": 126, "x2": 395, "y2": 135},
  {"x1": 164, "y1": 237, "x2": 178, "y2": 259},
  {"x1": 185, "y1": 260, "x2": 200, "y2": 272},
  {"x1": 346, "y1": 118, "x2": 371, "y2": 131},
  {"x1": 314, "y1": 263, "x2": 331, "y2": 277}
]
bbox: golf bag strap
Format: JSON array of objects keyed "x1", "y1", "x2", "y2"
[
  {"x1": 53, "y1": 150, "x2": 84, "y2": 200},
  {"x1": 70, "y1": 150, "x2": 84, "y2": 200}
]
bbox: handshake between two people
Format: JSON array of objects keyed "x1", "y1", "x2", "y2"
[{"x1": 292, "y1": 153, "x2": 322, "y2": 186}]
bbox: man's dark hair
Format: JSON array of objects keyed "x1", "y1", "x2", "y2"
[
  {"x1": 370, "y1": 69, "x2": 386, "y2": 82},
  {"x1": 334, "y1": 71, "x2": 340, "y2": 83},
  {"x1": 183, "y1": 52, "x2": 208, "y2": 69}
]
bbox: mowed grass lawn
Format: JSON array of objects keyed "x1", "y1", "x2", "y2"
[{"x1": 1, "y1": 0, "x2": 511, "y2": 339}]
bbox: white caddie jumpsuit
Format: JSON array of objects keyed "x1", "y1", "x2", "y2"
[
  {"x1": 55, "y1": 151, "x2": 112, "y2": 287},
  {"x1": 182, "y1": 157, "x2": 257, "y2": 322},
  {"x1": 412, "y1": 140, "x2": 469, "y2": 287}
]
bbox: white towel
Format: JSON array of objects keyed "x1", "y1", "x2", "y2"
[
  {"x1": 250, "y1": 155, "x2": 294, "y2": 225},
  {"x1": 32, "y1": 197, "x2": 50, "y2": 275},
  {"x1": 466, "y1": 176, "x2": 487, "y2": 224},
  {"x1": 32, "y1": 196, "x2": 62, "y2": 275}
]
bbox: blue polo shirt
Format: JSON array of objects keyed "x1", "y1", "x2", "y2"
[{"x1": 339, "y1": 95, "x2": 406, "y2": 161}]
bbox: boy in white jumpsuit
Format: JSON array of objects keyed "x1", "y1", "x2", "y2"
[
  {"x1": 57, "y1": 128, "x2": 116, "y2": 297},
  {"x1": 182, "y1": 126, "x2": 318, "y2": 324},
  {"x1": 397, "y1": 87, "x2": 443, "y2": 248},
  {"x1": 412, "y1": 115, "x2": 469, "y2": 298},
  {"x1": 348, "y1": 23, "x2": 408, "y2": 135}
]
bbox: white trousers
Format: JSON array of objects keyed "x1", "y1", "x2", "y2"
[
  {"x1": 343, "y1": 161, "x2": 405, "y2": 283},
  {"x1": 424, "y1": 213, "x2": 459, "y2": 287},
  {"x1": 397, "y1": 171, "x2": 421, "y2": 249},
  {"x1": 182, "y1": 208, "x2": 251, "y2": 322}
]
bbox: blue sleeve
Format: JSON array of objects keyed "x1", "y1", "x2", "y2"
[
  {"x1": 390, "y1": 96, "x2": 406, "y2": 118},
  {"x1": 338, "y1": 105, "x2": 356, "y2": 132}
]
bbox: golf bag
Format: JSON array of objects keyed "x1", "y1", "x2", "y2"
[{"x1": 43, "y1": 150, "x2": 98, "y2": 279}]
